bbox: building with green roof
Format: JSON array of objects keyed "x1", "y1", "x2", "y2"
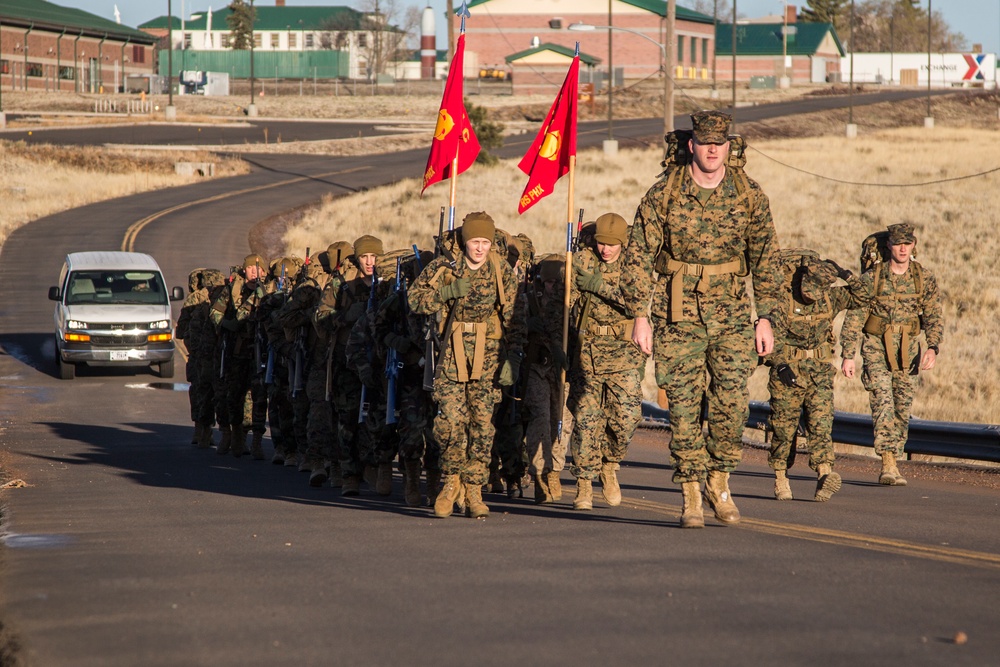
[
  {"x1": 454, "y1": 0, "x2": 716, "y2": 85},
  {"x1": 0, "y1": 0, "x2": 156, "y2": 94},
  {"x1": 715, "y1": 18, "x2": 844, "y2": 84},
  {"x1": 139, "y1": 4, "x2": 405, "y2": 81}
]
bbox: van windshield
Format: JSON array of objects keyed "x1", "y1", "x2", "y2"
[{"x1": 66, "y1": 270, "x2": 168, "y2": 306}]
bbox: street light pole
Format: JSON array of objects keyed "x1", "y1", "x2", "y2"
[
  {"x1": 248, "y1": 0, "x2": 257, "y2": 116},
  {"x1": 925, "y1": 0, "x2": 933, "y2": 127},
  {"x1": 731, "y1": 0, "x2": 737, "y2": 129},
  {"x1": 665, "y1": 0, "x2": 675, "y2": 134},
  {"x1": 166, "y1": 0, "x2": 176, "y2": 120},
  {"x1": 779, "y1": 0, "x2": 789, "y2": 88},
  {"x1": 569, "y1": 22, "x2": 670, "y2": 143}
]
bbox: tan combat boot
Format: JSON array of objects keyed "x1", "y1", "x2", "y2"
[
  {"x1": 814, "y1": 463, "x2": 842, "y2": 501},
  {"x1": 425, "y1": 470, "x2": 442, "y2": 507},
  {"x1": 192, "y1": 422, "x2": 203, "y2": 445},
  {"x1": 283, "y1": 450, "x2": 299, "y2": 468},
  {"x1": 403, "y1": 459, "x2": 422, "y2": 507},
  {"x1": 680, "y1": 481, "x2": 705, "y2": 529},
  {"x1": 217, "y1": 426, "x2": 232, "y2": 455},
  {"x1": 465, "y1": 482, "x2": 490, "y2": 518},
  {"x1": 774, "y1": 469, "x2": 793, "y2": 501},
  {"x1": 231, "y1": 426, "x2": 247, "y2": 458},
  {"x1": 434, "y1": 474, "x2": 462, "y2": 518},
  {"x1": 547, "y1": 470, "x2": 563, "y2": 501},
  {"x1": 329, "y1": 460, "x2": 344, "y2": 488},
  {"x1": 341, "y1": 475, "x2": 361, "y2": 497},
  {"x1": 363, "y1": 465, "x2": 378, "y2": 490},
  {"x1": 573, "y1": 478, "x2": 593, "y2": 511},
  {"x1": 196, "y1": 423, "x2": 214, "y2": 450},
  {"x1": 309, "y1": 461, "x2": 329, "y2": 488},
  {"x1": 487, "y1": 469, "x2": 504, "y2": 494},
  {"x1": 600, "y1": 462, "x2": 622, "y2": 507},
  {"x1": 250, "y1": 432, "x2": 265, "y2": 460},
  {"x1": 271, "y1": 447, "x2": 286, "y2": 465},
  {"x1": 704, "y1": 470, "x2": 741, "y2": 525},
  {"x1": 376, "y1": 462, "x2": 394, "y2": 497},
  {"x1": 879, "y1": 452, "x2": 907, "y2": 486},
  {"x1": 532, "y1": 471, "x2": 552, "y2": 505}
]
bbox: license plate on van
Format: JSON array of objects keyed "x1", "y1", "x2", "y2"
[{"x1": 110, "y1": 351, "x2": 128, "y2": 361}]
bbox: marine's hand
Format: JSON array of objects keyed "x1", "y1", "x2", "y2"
[
  {"x1": 574, "y1": 266, "x2": 604, "y2": 294},
  {"x1": 358, "y1": 364, "x2": 379, "y2": 389},
  {"x1": 825, "y1": 259, "x2": 853, "y2": 281},
  {"x1": 755, "y1": 318, "x2": 774, "y2": 356},
  {"x1": 775, "y1": 363, "x2": 797, "y2": 388},
  {"x1": 632, "y1": 317, "x2": 653, "y2": 356},
  {"x1": 383, "y1": 332, "x2": 413, "y2": 354},
  {"x1": 920, "y1": 348, "x2": 937, "y2": 371},
  {"x1": 439, "y1": 278, "x2": 470, "y2": 302},
  {"x1": 841, "y1": 358, "x2": 856, "y2": 378}
]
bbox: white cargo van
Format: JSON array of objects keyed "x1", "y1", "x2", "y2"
[{"x1": 48, "y1": 251, "x2": 184, "y2": 380}]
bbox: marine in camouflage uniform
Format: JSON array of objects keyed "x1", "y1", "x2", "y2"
[
  {"x1": 568, "y1": 213, "x2": 646, "y2": 510},
  {"x1": 521, "y1": 255, "x2": 568, "y2": 504},
  {"x1": 314, "y1": 236, "x2": 385, "y2": 496},
  {"x1": 259, "y1": 257, "x2": 300, "y2": 464},
  {"x1": 840, "y1": 222, "x2": 943, "y2": 486},
  {"x1": 210, "y1": 254, "x2": 276, "y2": 459},
  {"x1": 176, "y1": 268, "x2": 227, "y2": 448},
  {"x1": 765, "y1": 250, "x2": 869, "y2": 502},
  {"x1": 273, "y1": 254, "x2": 329, "y2": 475},
  {"x1": 490, "y1": 234, "x2": 535, "y2": 499},
  {"x1": 622, "y1": 111, "x2": 782, "y2": 528},
  {"x1": 408, "y1": 212, "x2": 525, "y2": 519},
  {"x1": 369, "y1": 249, "x2": 440, "y2": 507}
]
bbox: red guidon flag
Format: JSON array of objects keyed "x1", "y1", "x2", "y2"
[
  {"x1": 421, "y1": 32, "x2": 481, "y2": 194},
  {"x1": 517, "y1": 53, "x2": 579, "y2": 214}
]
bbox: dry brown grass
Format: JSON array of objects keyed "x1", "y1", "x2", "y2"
[
  {"x1": 281, "y1": 91, "x2": 1000, "y2": 424},
  {"x1": 0, "y1": 141, "x2": 248, "y2": 245}
]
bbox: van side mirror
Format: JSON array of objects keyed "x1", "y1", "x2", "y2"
[
  {"x1": 170, "y1": 286, "x2": 185, "y2": 301},
  {"x1": 48, "y1": 286, "x2": 61, "y2": 301}
]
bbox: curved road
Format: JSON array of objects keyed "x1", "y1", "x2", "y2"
[{"x1": 1, "y1": 89, "x2": 997, "y2": 665}]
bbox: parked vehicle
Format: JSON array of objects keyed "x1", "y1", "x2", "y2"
[{"x1": 48, "y1": 251, "x2": 184, "y2": 380}]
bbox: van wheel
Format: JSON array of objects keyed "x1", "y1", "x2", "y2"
[
  {"x1": 58, "y1": 357, "x2": 76, "y2": 380},
  {"x1": 158, "y1": 358, "x2": 175, "y2": 379}
]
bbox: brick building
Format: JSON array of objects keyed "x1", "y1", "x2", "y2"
[
  {"x1": 715, "y1": 8, "x2": 844, "y2": 84},
  {"x1": 0, "y1": 0, "x2": 156, "y2": 93},
  {"x1": 463, "y1": 0, "x2": 715, "y2": 84}
]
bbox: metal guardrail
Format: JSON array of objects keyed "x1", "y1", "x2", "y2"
[{"x1": 641, "y1": 401, "x2": 1000, "y2": 464}]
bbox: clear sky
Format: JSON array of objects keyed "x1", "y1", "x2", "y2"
[{"x1": 50, "y1": 0, "x2": 1000, "y2": 57}]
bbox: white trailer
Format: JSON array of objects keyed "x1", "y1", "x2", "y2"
[{"x1": 841, "y1": 53, "x2": 997, "y2": 88}]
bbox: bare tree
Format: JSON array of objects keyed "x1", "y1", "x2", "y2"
[{"x1": 682, "y1": 1, "x2": 733, "y2": 23}]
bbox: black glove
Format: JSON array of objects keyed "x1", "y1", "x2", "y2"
[
  {"x1": 552, "y1": 347, "x2": 569, "y2": 371},
  {"x1": 383, "y1": 332, "x2": 413, "y2": 354},
  {"x1": 824, "y1": 259, "x2": 853, "y2": 281},
  {"x1": 220, "y1": 317, "x2": 239, "y2": 332},
  {"x1": 358, "y1": 364, "x2": 379, "y2": 389},
  {"x1": 344, "y1": 300, "x2": 366, "y2": 322},
  {"x1": 775, "y1": 363, "x2": 797, "y2": 388}
]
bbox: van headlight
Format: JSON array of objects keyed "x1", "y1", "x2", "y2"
[
  {"x1": 67, "y1": 320, "x2": 88, "y2": 330},
  {"x1": 149, "y1": 320, "x2": 171, "y2": 330}
]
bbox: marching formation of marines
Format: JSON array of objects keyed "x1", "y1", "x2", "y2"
[{"x1": 175, "y1": 111, "x2": 943, "y2": 526}]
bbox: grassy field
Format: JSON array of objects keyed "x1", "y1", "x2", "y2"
[{"x1": 279, "y1": 90, "x2": 1000, "y2": 425}]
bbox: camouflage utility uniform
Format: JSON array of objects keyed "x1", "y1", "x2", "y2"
[
  {"x1": 766, "y1": 253, "x2": 868, "y2": 501},
  {"x1": 841, "y1": 225, "x2": 942, "y2": 483},
  {"x1": 622, "y1": 111, "x2": 782, "y2": 527},
  {"x1": 176, "y1": 268, "x2": 227, "y2": 448},
  {"x1": 569, "y1": 226, "x2": 645, "y2": 509}
]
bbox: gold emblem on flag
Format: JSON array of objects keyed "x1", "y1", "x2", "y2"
[
  {"x1": 539, "y1": 130, "x2": 561, "y2": 160},
  {"x1": 434, "y1": 109, "x2": 455, "y2": 141}
]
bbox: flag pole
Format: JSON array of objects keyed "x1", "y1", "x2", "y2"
[
  {"x1": 556, "y1": 154, "x2": 576, "y2": 440},
  {"x1": 448, "y1": 153, "x2": 459, "y2": 231}
]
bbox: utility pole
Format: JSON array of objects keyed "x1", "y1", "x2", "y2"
[
  {"x1": 166, "y1": 0, "x2": 176, "y2": 120},
  {"x1": 665, "y1": 0, "x2": 675, "y2": 134}
]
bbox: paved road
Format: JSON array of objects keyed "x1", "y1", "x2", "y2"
[{"x1": 1, "y1": 89, "x2": 997, "y2": 665}]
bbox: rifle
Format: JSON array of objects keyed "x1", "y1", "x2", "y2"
[
  {"x1": 358, "y1": 271, "x2": 379, "y2": 424},
  {"x1": 556, "y1": 207, "x2": 585, "y2": 441},
  {"x1": 263, "y1": 263, "x2": 287, "y2": 385},
  {"x1": 385, "y1": 257, "x2": 405, "y2": 425},
  {"x1": 422, "y1": 207, "x2": 448, "y2": 391}
]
